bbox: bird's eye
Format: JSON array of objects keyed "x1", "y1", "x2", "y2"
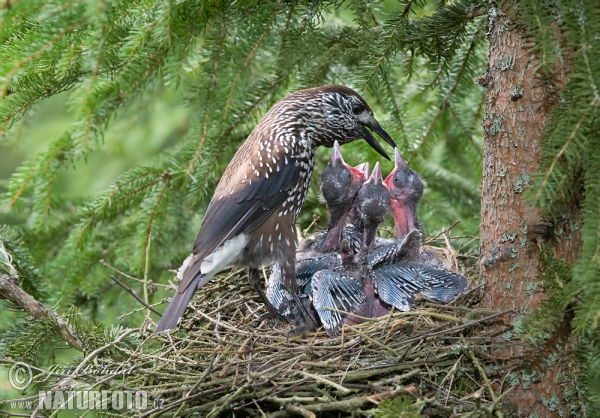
[
  {"x1": 395, "y1": 172, "x2": 403, "y2": 185},
  {"x1": 352, "y1": 104, "x2": 362, "y2": 115}
]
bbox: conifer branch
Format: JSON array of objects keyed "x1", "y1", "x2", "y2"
[
  {"x1": 185, "y1": 20, "x2": 225, "y2": 177},
  {"x1": 446, "y1": 102, "x2": 483, "y2": 158},
  {"x1": 408, "y1": 24, "x2": 482, "y2": 163},
  {"x1": 535, "y1": 111, "x2": 589, "y2": 205},
  {"x1": 358, "y1": 0, "x2": 414, "y2": 89},
  {"x1": 222, "y1": 2, "x2": 280, "y2": 120},
  {"x1": 0, "y1": 18, "x2": 85, "y2": 100},
  {"x1": 382, "y1": 75, "x2": 408, "y2": 151}
]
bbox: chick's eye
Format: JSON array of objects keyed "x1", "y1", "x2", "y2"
[
  {"x1": 394, "y1": 173, "x2": 403, "y2": 185},
  {"x1": 352, "y1": 104, "x2": 362, "y2": 115}
]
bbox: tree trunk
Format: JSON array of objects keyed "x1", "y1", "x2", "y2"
[{"x1": 478, "y1": 5, "x2": 581, "y2": 417}]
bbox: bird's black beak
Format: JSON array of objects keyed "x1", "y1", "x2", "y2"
[{"x1": 360, "y1": 119, "x2": 397, "y2": 160}]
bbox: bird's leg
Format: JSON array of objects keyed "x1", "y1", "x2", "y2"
[{"x1": 248, "y1": 268, "x2": 286, "y2": 323}]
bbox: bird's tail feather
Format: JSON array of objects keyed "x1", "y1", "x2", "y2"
[{"x1": 155, "y1": 277, "x2": 199, "y2": 333}]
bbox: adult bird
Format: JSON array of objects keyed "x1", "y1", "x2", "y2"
[{"x1": 155, "y1": 85, "x2": 396, "y2": 332}]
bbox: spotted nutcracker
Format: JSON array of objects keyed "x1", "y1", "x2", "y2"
[{"x1": 155, "y1": 84, "x2": 396, "y2": 332}]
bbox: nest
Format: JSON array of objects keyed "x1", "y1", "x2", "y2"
[{"x1": 67, "y1": 235, "x2": 516, "y2": 418}]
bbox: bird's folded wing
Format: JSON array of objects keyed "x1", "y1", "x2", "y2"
[{"x1": 179, "y1": 153, "x2": 301, "y2": 293}]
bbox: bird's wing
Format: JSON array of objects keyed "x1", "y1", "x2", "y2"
[
  {"x1": 295, "y1": 254, "x2": 343, "y2": 295},
  {"x1": 311, "y1": 271, "x2": 366, "y2": 337},
  {"x1": 179, "y1": 150, "x2": 301, "y2": 293},
  {"x1": 371, "y1": 265, "x2": 419, "y2": 311},
  {"x1": 414, "y1": 264, "x2": 468, "y2": 302},
  {"x1": 266, "y1": 264, "x2": 305, "y2": 326},
  {"x1": 373, "y1": 262, "x2": 468, "y2": 310}
]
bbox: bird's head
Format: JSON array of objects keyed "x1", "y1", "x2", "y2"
[
  {"x1": 384, "y1": 148, "x2": 424, "y2": 207},
  {"x1": 321, "y1": 141, "x2": 367, "y2": 210},
  {"x1": 356, "y1": 161, "x2": 391, "y2": 221},
  {"x1": 312, "y1": 85, "x2": 397, "y2": 159}
]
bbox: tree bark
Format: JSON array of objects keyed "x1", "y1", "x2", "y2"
[{"x1": 479, "y1": 5, "x2": 581, "y2": 417}]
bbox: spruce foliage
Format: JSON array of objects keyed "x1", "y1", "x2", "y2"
[{"x1": 0, "y1": 0, "x2": 598, "y2": 410}]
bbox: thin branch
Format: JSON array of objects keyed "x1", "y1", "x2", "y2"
[{"x1": 109, "y1": 275, "x2": 161, "y2": 316}]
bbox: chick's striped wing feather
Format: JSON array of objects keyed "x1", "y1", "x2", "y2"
[
  {"x1": 179, "y1": 153, "x2": 301, "y2": 293},
  {"x1": 373, "y1": 262, "x2": 468, "y2": 310},
  {"x1": 312, "y1": 271, "x2": 366, "y2": 337}
]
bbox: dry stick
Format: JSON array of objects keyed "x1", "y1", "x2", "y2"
[
  {"x1": 196, "y1": 310, "x2": 252, "y2": 336},
  {"x1": 0, "y1": 266, "x2": 83, "y2": 350},
  {"x1": 118, "y1": 300, "x2": 164, "y2": 320},
  {"x1": 252, "y1": 399, "x2": 268, "y2": 418},
  {"x1": 207, "y1": 373, "x2": 271, "y2": 418},
  {"x1": 394, "y1": 310, "x2": 513, "y2": 354},
  {"x1": 46, "y1": 374, "x2": 116, "y2": 418},
  {"x1": 467, "y1": 349, "x2": 504, "y2": 418},
  {"x1": 443, "y1": 231, "x2": 459, "y2": 271},
  {"x1": 326, "y1": 306, "x2": 461, "y2": 324},
  {"x1": 423, "y1": 302, "x2": 490, "y2": 313},
  {"x1": 234, "y1": 380, "x2": 310, "y2": 410},
  {"x1": 100, "y1": 259, "x2": 169, "y2": 287},
  {"x1": 0, "y1": 411, "x2": 30, "y2": 418},
  {"x1": 214, "y1": 296, "x2": 225, "y2": 340},
  {"x1": 110, "y1": 275, "x2": 161, "y2": 316},
  {"x1": 351, "y1": 327, "x2": 400, "y2": 358},
  {"x1": 297, "y1": 371, "x2": 351, "y2": 395},
  {"x1": 340, "y1": 347, "x2": 362, "y2": 385},
  {"x1": 297, "y1": 387, "x2": 416, "y2": 413},
  {"x1": 380, "y1": 306, "x2": 396, "y2": 339},
  {"x1": 143, "y1": 234, "x2": 152, "y2": 318},
  {"x1": 208, "y1": 355, "x2": 308, "y2": 417},
  {"x1": 285, "y1": 404, "x2": 315, "y2": 418},
  {"x1": 489, "y1": 386, "x2": 515, "y2": 413},
  {"x1": 427, "y1": 220, "x2": 461, "y2": 241},
  {"x1": 438, "y1": 355, "x2": 463, "y2": 405},
  {"x1": 301, "y1": 214, "x2": 320, "y2": 238},
  {"x1": 139, "y1": 385, "x2": 230, "y2": 418},
  {"x1": 451, "y1": 283, "x2": 486, "y2": 305},
  {"x1": 185, "y1": 351, "x2": 218, "y2": 398}
]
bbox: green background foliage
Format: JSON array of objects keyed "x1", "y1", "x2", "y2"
[{"x1": 0, "y1": 0, "x2": 486, "y2": 332}]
